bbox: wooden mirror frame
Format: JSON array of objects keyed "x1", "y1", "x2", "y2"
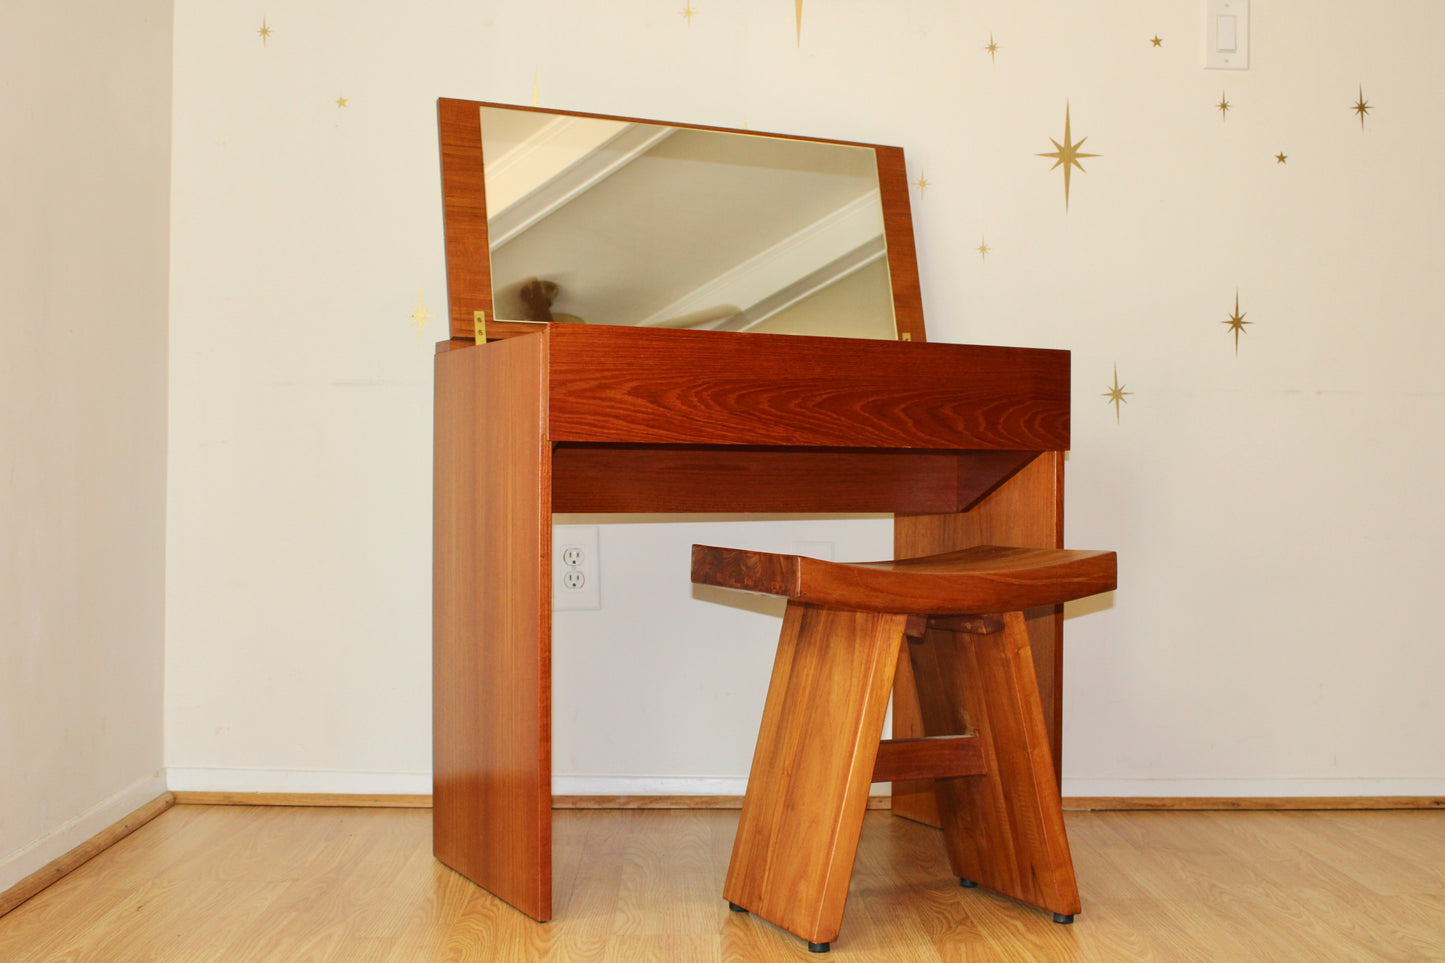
[{"x1": 437, "y1": 98, "x2": 927, "y2": 344}]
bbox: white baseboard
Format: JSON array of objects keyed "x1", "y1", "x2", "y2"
[
  {"x1": 163, "y1": 769, "x2": 1445, "y2": 802},
  {"x1": 165, "y1": 767, "x2": 431, "y2": 795},
  {"x1": 0, "y1": 771, "x2": 168, "y2": 893},
  {"x1": 1062, "y1": 777, "x2": 1445, "y2": 798},
  {"x1": 553, "y1": 775, "x2": 748, "y2": 796},
  {"x1": 164, "y1": 767, "x2": 747, "y2": 798}
]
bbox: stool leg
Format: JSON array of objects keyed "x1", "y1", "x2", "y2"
[
  {"x1": 724, "y1": 601, "x2": 907, "y2": 949},
  {"x1": 908, "y1": 610, "x2": 1081, "y2": 919}
]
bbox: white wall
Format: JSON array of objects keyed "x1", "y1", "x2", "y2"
[
  {"x1": 0, "y1": 2, "x2": 172, "y2": 889},
  {"x1": 165, "y1": 0, "x2": 1445, "y2": 798}
]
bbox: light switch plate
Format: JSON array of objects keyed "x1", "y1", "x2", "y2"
[{"x1": 1205, "y1": 0, "x2": 1249, "y2": 70}]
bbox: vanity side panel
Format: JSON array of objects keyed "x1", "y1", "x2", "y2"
[{"x1": 433, "y1": 334, "x2": 553, "y2": 920}]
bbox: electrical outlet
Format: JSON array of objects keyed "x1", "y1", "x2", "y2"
[{"x1": 553, "y1": 525, "x2": 600, "y2": 610}]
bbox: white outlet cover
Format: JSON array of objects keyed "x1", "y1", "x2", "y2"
[
  {"x1": 792, "y1": 540, "x2": 835, "y2": 561},
  {"x1": 553, "y1": 524, "x2": 601, "y2": 610}
]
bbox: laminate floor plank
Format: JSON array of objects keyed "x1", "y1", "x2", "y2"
[
  {"x1": 3, "y1": 805, "x2": 1443, "y2": 961},
  {"x1": 1287, "y1": 811, "x2": 1445, "y2": 895}
]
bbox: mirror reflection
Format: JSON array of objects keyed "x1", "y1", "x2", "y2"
[{"x1": 480, "y1": 106, "x2": 898, "y2": 340}]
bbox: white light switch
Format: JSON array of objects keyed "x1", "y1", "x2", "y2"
[
  {"x1": 1205, "y1": 0, "x2": 1249, "y2": 70},
  {"x1": 1217, "y1": 15, "x2": 1237, "y2": 51}
]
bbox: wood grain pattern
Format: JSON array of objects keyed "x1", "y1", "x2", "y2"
[
  {"x1": 893, "y1": 451, "x2": 1066, "y2": 825},
  {"x1": 0, "y1": 793, "x2": 174, "y2": 919},
  {"x1": 8, "y1": 805, "x2": 1444, "y2": 962},
  {"x1": 691, "y1": 543, "x2": 1115, "y2": 615},
  {"x1": 702, "y1": 541, "x2": 1107, "y2": 937},
  {"x1": 552, "y1": 447, "x2": 1028, "y2": 515},
  {"x1": 928, "y1": 614, "x2": 1005, "y2": 635},
  {"x1": 874, "y1": 144, "x2": 926, "y2": 343},
  {"x1": 691, "y1": 543, "x2": 800, "y2": 598},
  {"x1": 911, "y1": 611, "x2": 1081, "y2": 918},
  {"x1": 433, "y1": 336, "x2": 553, "y2": 920},
  {"x1": 871, "y1": 736, "x2": 987, "y2": 783},
  {"x1": 723, "y1": 603, "x2": 908, "y2": 947},
  {"x1": 437, "y1": 98, "x2": 494, "y2": 341},
  {"x1": 546, "y1": 325, "x2": 1070, "y2": 450},
  {"x1": 431, "y1": 324, "x2": 1071, "y2": 919},
  {"x1": 553, "y1": 795, "x2": 895, "y2": 810}
]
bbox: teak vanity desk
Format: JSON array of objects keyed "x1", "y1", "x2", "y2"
[{"x1": 431, "y1": 98, "x2": 1072, "y2": 921}]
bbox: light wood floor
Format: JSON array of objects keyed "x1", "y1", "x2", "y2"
[{"x1": 2, "y1": 805, "x2": 1443, "y2": 961}]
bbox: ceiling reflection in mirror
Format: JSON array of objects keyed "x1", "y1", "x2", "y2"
[{"x1": 480, "y1": 106, "x2": 898, "y2": 340}]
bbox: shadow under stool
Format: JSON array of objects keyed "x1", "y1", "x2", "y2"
[{"x1": 691, "y1": 543, "x2": 1117, "y2": 953}]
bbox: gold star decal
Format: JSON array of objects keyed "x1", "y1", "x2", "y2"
[
  {"x1": 795, "y1": 0, "x2": 804, "y2": 46},
  {"x1": 1352, "y1": 85, "x2": 1372, "y2": 129},
  {"x1": 681, "y1": 3, "x2": 697, "y2": 25},
  {"x1": 1037, "y1": 103, "x2": 1098, "y2": 211},
  {"x1": 1216, "y1": 93, "x2": 1231, "y2": 119},
  {"x1": 1275, "y1": 151, "x2": 1287, "y2": 164},
  {"x1": 409, "y1": 287, "x2": 433, "y2": 345},
  {"x1": 985, "y1": 34, "x2": 1000, "y2": 62},
  {"x1": 977, "y1": 238, "x2": 990, "y2": 260},
  {"x1": 1151, "y1": 35, "x2": 1163, "y2": 47},
  {"x1": 335, "y1": 95, "x2": 348, "y2": 109},
  {"x1": 1223, "y1": 290, "x2": 1250, "y2": 353},
  {"x1": 1102, "y1": 366, "x2": 1131, "y2": 423},
  {"x1": 914, "y1": 172, "x2": 930, "y2": 192},
  {"x1": 257, "y1": 17, "x2": 274, "y2": 45}
]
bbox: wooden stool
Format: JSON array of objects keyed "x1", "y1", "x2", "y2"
[{"x1": 692, "y1": 543, "x2": 1117, "y2": 953}]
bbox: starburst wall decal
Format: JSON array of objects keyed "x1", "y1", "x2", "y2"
[
  {"x1": 1103, "y1": 366, "x2": 1131, "y2": 423},
  {"x1": 1352, "y1": 85, "x2": 1372, "y2": 129},
  {"x1": 1223, "y1": 290, "x2": 1250, "y2": 353},
  {"x1": 409, "y1": 287, "x2": 433, "y2": 345},
  {"x1": 1038, "y1": 104, "x2": 1098, "y2": 211},
  {"x1": 257, "y1": 16, "x2": 274, "y2": 46}
]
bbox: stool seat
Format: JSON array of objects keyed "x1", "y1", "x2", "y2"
[
  {"x1": 692, "y1": 544, "x2": 1116, "y2": 614},
  {"x1": 695, "y1": 542, "x2": 1116, "y2": 953}
]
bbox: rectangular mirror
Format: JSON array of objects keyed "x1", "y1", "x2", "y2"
[{"x1": 438, "y1": 99, "x2": 925, "y2": 342}]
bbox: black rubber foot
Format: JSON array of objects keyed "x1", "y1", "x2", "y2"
[
  {"x1": 727, "y1": 901, "x2": 747, "y2": 913},
  {"x1": 1052, "y1": 913, "x2": 1075, "y2": 925},
  {"x1": 959, "y1": 878, "x2": 978, "y2": 888},
  {"x1": 808, "y1": 942, "x2": 831, "y2": 953}
]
